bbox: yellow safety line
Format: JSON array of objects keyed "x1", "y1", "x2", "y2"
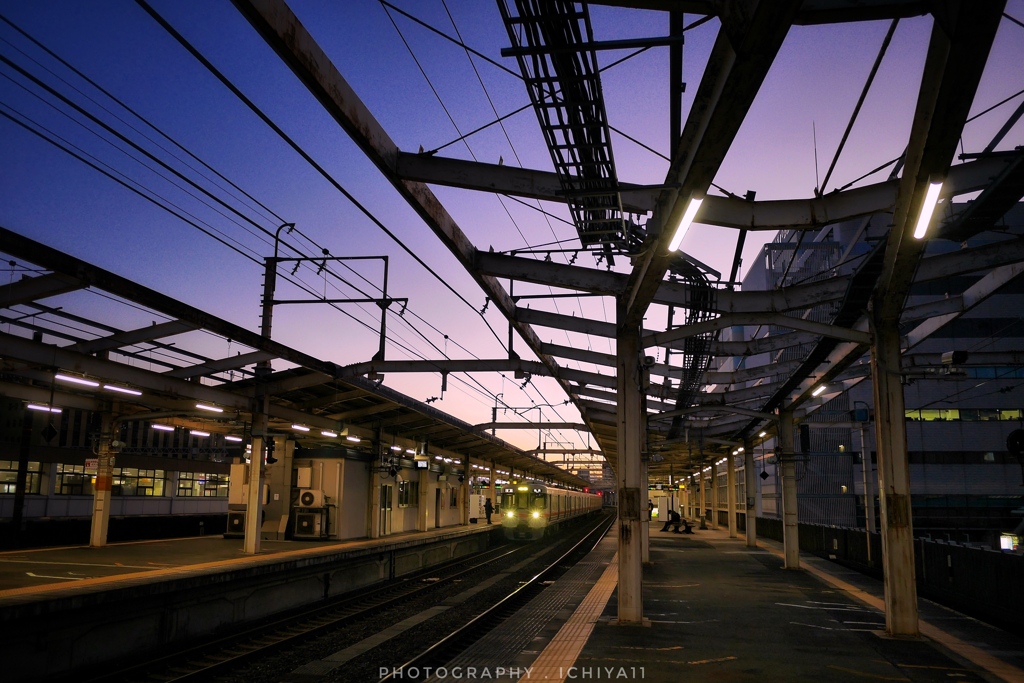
[
  {"x1": 528, "y1": 553, "x2": 619, "y2": 683},
  {"x1": 758, "y1": 537, "x2": 1024, "y2": 683}
]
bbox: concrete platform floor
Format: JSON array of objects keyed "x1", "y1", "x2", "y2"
[{"x1": 524, "y1": 525, "x2": 1024, "y2": 682}]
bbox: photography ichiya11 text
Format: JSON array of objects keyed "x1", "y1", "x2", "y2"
[{"x1": 380, "y1": 666, "x2": 646, "y2": 679}]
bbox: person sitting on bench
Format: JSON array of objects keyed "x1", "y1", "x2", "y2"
[
  {"x1": 660, "y1": 508, "x2": 681, "y2": 532},
  {"x1": 676, "y1": 517, "x2": 694, "y2": 534}
]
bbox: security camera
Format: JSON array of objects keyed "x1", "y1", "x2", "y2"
[
  {"x1": 642, "y1": 355, "x2": 656, "y2": 367},
  {"x1": 941, "y1": 351, "x2": 968, "y2": 365}
]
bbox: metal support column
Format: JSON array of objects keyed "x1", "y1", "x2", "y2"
[
  {"x1": 488, "y1": 460, "x2": 497, "y2": 516},
  {"x1": 615, "y1": 301, "x2": 644, "y2": 624},
  {"x1": 642, "y1": 460, "x2": 650, "y2": 564},
  {"x1": 727, "y1": 450, "x2": 737, "y2": 538},
  {"x1": 699, "y1": 469, "x2": 707, "y2": 529},
  {"x1": 90, "y1": 409, "x2": 114, "y2": 547},
  {"x1": 744, "y1": 438, "x2": 757, "y2": 547},
  {"x1": 710, "y1": 461, "x2": 719, "y2": 529},
  {"x1": 243, "y1": 435, "x2": 265, "y2": 554},
  {"x1": 417, "y1": 466, "x2": 431, "y2": 531},
  {"x1": 859, "y1": 422, "x2": 876, "y2": 564},
  {"x1": 870, "y1": 308, "x2": 919, "y2": 636},
  {"x1": 779, "y1": 408, "x2": 799, "y2": 569}
]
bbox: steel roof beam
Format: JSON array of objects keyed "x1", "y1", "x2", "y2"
[
  {"x1": 623, "y1": 2, "x2": 799, "y2": 327},
  {"x1": 914, "y1": 236, "x2": 1024, "y2": 282},
  {"x1": 67, "y1": 320, "x2": 200, "y2": 355},
  {"x1": 874, "y1": 4, "x2": 1004, "y2": 322},
  {"x1": 337, "y1": 358, "x2": 548, "y2": 378},
  {"x1": 477, "y1": 251, "x2": 850, "y2": 312},
  {"x1": 164, "y1": 350, "x2": 275, "y2": 379},
  {"x1": 0, "y1": 272, "x2": 83, "y2": 307},
  {"x1": 645, "y1": 313, "x2": 871, "y2": 347},
  {"x1": 708, "y1": 331, "x2": 820, "y2": 357},
  {"x1": 0, "y1": 331, "x2": 341, "y2": 430},
  {"x1": 904, "y1": 261, "x2": 1024, "y2": 348}
]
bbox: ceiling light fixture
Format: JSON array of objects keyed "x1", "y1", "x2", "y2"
[
  {"x1": 292, "y1": 424, "x2": 310, "y2": 432},
  {"x1": 104, "y1": 384, "x2": 142, "y2": 396},
  {"x1": 225, "y1": 435, "x2": 243, "y2": 442},
  {"x1": 55, "y1": 373, "x2": 99, "y2": 387},
  {"x1": 346, "y1": 435, "x2": 360, "y2": 443},
  {"x1": 27, "y1": 403, "x2": 61, "y2": 413},
  {"x1": 811, "y1": 385, "x2": 827, "y2": 397},
  {"x1": 152, "y1": 424, "x2": 174, "y2": 432},
  {"x1": 667, "y1": 196, "x2": 704, "y2": 251},
  {"x1": 191, "y1": 430, "x2": 210, "y2": 437},
  {"x1": 196, "y1": 403, "x2": 223, "y2": 413},
  {"x1": 321, "y1": 430, "x2": 338, "y2": 438},
  {"x1": 913, "y1": 179, "x2": 944, "y2": 240}
]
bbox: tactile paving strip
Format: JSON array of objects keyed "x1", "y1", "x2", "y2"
[{"x1": 422, "y1": 528, "x2": 618, "y2": 683}]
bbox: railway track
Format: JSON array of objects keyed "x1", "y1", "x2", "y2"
[
  {"x1": 382, "y1": 513, "x2": 614, "y2": 682},
  {"x1": 77, "y1": 514, "x2": 609, "y2": 683}
]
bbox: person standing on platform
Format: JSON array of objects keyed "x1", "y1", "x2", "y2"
[{"x1": 484, "y1": 497, "x2": 494, "y2": 524}]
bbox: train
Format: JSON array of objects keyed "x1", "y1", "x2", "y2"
[{"x1": 499, "y1": 482, "x2": 602, "y2": 540}]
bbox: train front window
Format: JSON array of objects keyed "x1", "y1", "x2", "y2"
[{"x1": 532, "y1": 494, "x2": 546, "y2": 509}]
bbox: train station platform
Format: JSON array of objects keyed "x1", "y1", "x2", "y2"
[
  {"x1": 469, "y1": 523, "x2": 1024, "y2": 683},
  {"x1": 0, "y1": 523, "x2": 497, "y2": 681},
  {"x1": 0, "y1": 522, "x2": 494, "y2": 597}
]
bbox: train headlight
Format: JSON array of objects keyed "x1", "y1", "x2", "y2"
[
  {"x1": 506, "y1": 511, "x2": 515, "y2": 518},
  {"x1": 532, "y1": 511, "x2": 540, "y2": 519}
]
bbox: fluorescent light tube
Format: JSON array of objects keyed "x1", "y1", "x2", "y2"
[
  {"x1": 56, "y1": 373, "x2": 99, "y2": 387},
  {"x1": 104, "y1": 384, "x2": 142, "y2": 396},
  {"x1": 667, "y1": 197, "x2": 703, "y2": 251},
  {"x1": 913, "y1": 180, "x2": 943, "y2": 239}
]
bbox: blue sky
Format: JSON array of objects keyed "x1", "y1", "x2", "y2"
[{"x1": 1, "y1": 1, "x2": 1022, "y2": 451}]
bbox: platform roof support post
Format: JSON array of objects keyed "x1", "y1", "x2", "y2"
[
  {"x1": 642, "y1": 460, "x2": 650, "y2": 564},
  {"x1": 89, "y1": 408, "x2": 114, "y2": 548},
  {"x1": 488, "y1": 460, "x2": 497, "y2": 512},
  {"x1": 710, "y1": 461, "x2": 720, "y2": 530},
  {"x1": 779, "y1": 408, "x2": 799, "y2": 569},
  {"x1": 870, "y1": 307, "x2": 919, "y2": 637},
  {"x1": 727, "y1": 450, "x2": 737, "y2": 539},
  {"x1": 417, "y1": 466, "x2": 430, "y2": 532},
  {"x1": 744, "y1": 438, "x2": 756, "y2": 547},
  {"x1": 615, "y1": 301, "x2": 644, "y2": 624},
  {"x1": 243, "y1": 435, "x2": 265, "y2": 554},
  {"x1": 461, "y1": 467, "x2": 470, "y2": 526},
  {"x1": 368, "y1": 467, "x2": 382, "y2": 539},
  {"x1": 699, "y1": 469, "x2": 707, "y2": 529}
]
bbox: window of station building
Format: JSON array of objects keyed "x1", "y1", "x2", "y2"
[
  {"x1": 55, "y1": 464, "x2": 94, "y2": 495},
  {"x1": 397, "y1": 479, "x2": 418, "y2": 507},
  {"x1": 907, "y1": 408, "x2": 1023, "y2": 422},
  {"x1": 177, "y1": 472, "x2": 228, "y2": 497},
  {"x1": 449, "y1": 486, "x2": 458, "y2": 508},
  {"x1": 111, "y1": 468, "x2": 165, "y2": 496},
  {"x1": 0, "y1": 460, "x2": 42, "y2": 494}
]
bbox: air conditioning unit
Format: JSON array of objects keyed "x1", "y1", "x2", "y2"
[
  {"x1": 225, "y1": 511, "x2": 246, "y2": 537},
  {"x1": 298, "y1": 489, "x2": 325, "y2": 508},
  {"x1": 294, "y1": 512, "x2": 323, "y2": 538}
]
